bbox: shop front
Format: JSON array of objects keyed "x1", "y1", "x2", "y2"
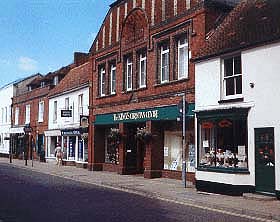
[
  {"x1": 10, "y1": 127, "x2": 25, "y2": 158},
  {"x1": 45, "y1": 128, "x2": 88, "y2": 166},
  {"x1": 92, "y1": 104, "x2": 195, "y2": 180},
  {"x1": 195, "y1": 108, "x2": 254, "y2": 195}
]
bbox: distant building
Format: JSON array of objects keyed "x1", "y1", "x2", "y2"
[
  {"x1": 11, "y1": 67, "x2": 69, "y2": 160},
  {"x1": 194, "y1": 0, "x2": 280, "y2": 198},
  {"x1": 45, "y1": 53, "x2": 90, "y2": 166}
]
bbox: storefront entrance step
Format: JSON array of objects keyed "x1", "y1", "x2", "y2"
[{"x1": 243, "y1": 193, "x2": 277, "y2": 201}]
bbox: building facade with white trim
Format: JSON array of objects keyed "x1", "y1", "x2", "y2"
[{"x1": 194, "y1": 0, "x2": 280, "y2": 198}]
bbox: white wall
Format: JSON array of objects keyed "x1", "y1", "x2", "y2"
[
  {"x1": 0, "y1": 84, "x2": 14, "y2": 154},
  {"x1": 48, "y1": 87, "x2": 89, "y2": 130},
  {"x1": 195, "y1": 42, "x2": 280, "y2": 190},
  {"x1": 243, "y1": 42, "x2": 280, "y2": 191}
]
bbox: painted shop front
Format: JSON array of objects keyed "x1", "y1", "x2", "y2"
[
  {"x1": 92, "y1": 104, "x2": 195, "y2": 180},
  {"x1": 45, "y1": 127, "x2": 88, "y2": 165}
]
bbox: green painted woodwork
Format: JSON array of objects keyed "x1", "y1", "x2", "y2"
[{"x1": 94, "y1": 104, "x2": 194, "y2": 125}]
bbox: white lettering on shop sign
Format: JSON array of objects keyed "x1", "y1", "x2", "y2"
[{"x1": 113, "y1": 110, "x2": 159, "y2": 121}]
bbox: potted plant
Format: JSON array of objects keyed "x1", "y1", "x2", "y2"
[
  {"x1": 136, "y1": 127, "x2": 152, "y2": 143},
  {"x1": 107, "y1": 128, "x2": 121, "y2": 144}
]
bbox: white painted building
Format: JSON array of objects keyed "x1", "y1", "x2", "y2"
[
  {"x1": 45, "y1": 61, "x2": 90, "y2": 165},
  {"x1": 194, "y1": 0, "x2": 280, "y2": 198},
  {"x1": 0, "y1": 84, "x2": 14, "y2": 156}
]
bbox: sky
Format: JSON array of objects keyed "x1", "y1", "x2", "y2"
[{"x1": 0, "y1": 0, "x2": 114, "y2": 87}]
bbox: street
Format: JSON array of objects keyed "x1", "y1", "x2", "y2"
[{"x1": 0, "y1": 163, "x2": 256, "y2": 222}]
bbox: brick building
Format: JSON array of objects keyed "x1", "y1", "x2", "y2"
[
  {"x1": 11, "y1": 67, "x2": 70, "y2": 160},
  {"x1": 88, "y1": 0, "x2": 235, "y2": 181}
]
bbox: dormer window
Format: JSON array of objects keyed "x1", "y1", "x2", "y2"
[
  {"x1": 53, "y1": 76, "x2": 59, "y2": 85},
  {"x1": 28, "y1": 86, "x2": 32, "y2": 91},
  {"x1": 40, "y1": 81, "x2": 45, "y2": 88}
]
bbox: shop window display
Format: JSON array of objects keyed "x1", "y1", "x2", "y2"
[
  {"x1": 105, "y1": 128, "x2": 120, "y2": 164},
  {"x1": 198, "y1": 117, "x2": 248, "y2": 169}
]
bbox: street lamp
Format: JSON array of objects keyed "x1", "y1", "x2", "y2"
[{"x1": 178, "y1": 94, "x2": 189, "y2": 188}]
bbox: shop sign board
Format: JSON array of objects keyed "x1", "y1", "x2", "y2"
[
  {"x1": 61, "y1": 110, "x2": 72, "y2": 117},
  {"x1": 61, "y1": 129, "x2": 81, "y2": 136},
  {"x1": 94, "y1": 104, "x2": 194, "y2": 125}
]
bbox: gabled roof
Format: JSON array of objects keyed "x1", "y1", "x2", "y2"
[
  {"x1": 48, "y1": 62, "x2": 91, "y2": 97},
  {"x1": 194, "y1": 0, "x2": 280, "y2": 61}
]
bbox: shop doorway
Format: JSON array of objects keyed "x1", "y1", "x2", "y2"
[
  {"x1": 255, "y1": 127, "x2": 275, "y2": 194},
  {"x1": 125, "y1": 123, "x2": 145, "y2": 174}
]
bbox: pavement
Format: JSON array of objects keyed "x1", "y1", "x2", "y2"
[{"x1": 1, "y1": 157, "x2": 280, "y2": 222}]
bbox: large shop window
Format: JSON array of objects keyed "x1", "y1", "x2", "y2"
[
  {"x1": 164, "y1": 131, "x2": 182, "y2": 171},
  {"x1": 198, "y1": 111, "x2": 248, "y2": 171},
  {"x1": 105, "y1": 129, "x2": 119, "y2": 164}
]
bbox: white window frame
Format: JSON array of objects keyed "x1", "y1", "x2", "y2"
[
  {"x1": 25, "y1": 104, "x2": 31, "y2": 124},
  {"x1": 53, "y1": 101, "x2": 58, "y2": 123},
  {"x1": 100, "y1": 67, "x2": 106, "y2": 96},
  {"x1": 126, "y1": 57, "x2": 133, "y2": 91},
  {"x1": 222, "y1": 55, "x2": 242, "y2": 100},
  {"x1": 78, "y1": 94, "x2": 83, "y2": 115},
  {"x1": 139, "y1": 53, "x2": 147, "y2": 88},
  {"x1": 110, "y1": 64, "x2": 116, "y2": 94},
  {"x1": 161, "y1": 45, "x2": 169, "y2": 83},
  {"x1": 38, "y1": 101, "x2": 44, "y2": 122},
  {"x1": 15, "y1": 107, "x2": 19, "y2": 125},
  {"x1": 178, "y1": 36, "x2": 188, "y2": 79}
]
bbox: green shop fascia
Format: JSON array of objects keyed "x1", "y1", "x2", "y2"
[{"x1": 94, "y1": 104, "x2": 195, "y2": 125}]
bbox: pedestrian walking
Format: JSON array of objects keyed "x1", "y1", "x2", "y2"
[{"x1": 54, "y1": 143, "x2": 63, "y2": 166}]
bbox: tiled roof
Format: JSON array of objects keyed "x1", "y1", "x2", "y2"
[
  {"x1": 194, "y1": 0, "x2": 280, "y2": 61},
  {"x1": 48, "y1": 62, "x2": 91, "y2": 97}
]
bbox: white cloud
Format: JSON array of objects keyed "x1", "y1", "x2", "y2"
[{"x1": 18, "y1": 56, "x2": 38, "y2": 72}]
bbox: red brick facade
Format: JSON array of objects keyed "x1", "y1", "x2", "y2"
[{"x1": 88, "y1": 0, "x2": 231, "y2": 181}]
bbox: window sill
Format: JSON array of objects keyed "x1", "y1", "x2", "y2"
[
  {"x1": 154, "y1": 78, "x2": 189, "y2": 87},
  {"x1": 96, "y1": 93, "x2": 117, "y2": 100},
  {"x1": 218, "y1": 97, "x2": 244, "y2": 104},
  {"x1": 197, "y1": 166, "x2": 250, "y2": 174}
]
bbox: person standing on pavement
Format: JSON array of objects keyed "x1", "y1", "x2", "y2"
[{"x1": 54, "y1": 143, "x2": 63, "y2": 166}]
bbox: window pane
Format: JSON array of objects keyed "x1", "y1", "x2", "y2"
[
  {"x1": 161, "y1": 53, "x2": 169, "y2": 82},
  {"x1": 236, "y1": 76, "x2": 242, "y2": 94},
  {"x1": 178, "y1": 46, "x2": 188, "y2": 79},
  {"x1": 111, "y1": 68, "x2": 116, "y2": 93},
  {"x1": 224, "y1": 58, "x2": 233, "y2": 76},
  {"x1": 225, "y1": 77, "x2": 234, "y2": 96},
  {"x1": 127, "y1": 63, "x2": 132, "y2": 89},
  {"x1": 140, "y1": 58, "x2": 146, "y2": 87},
  {"x1": 234, "y1": 56, "x2": 241, "y2": 74}
]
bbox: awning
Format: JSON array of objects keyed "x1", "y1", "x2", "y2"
[
  {"x1": 9, "y1": 127, "x2": 24, "y2": 134},
  {"x1": 94, "y1": 104, "x2": 195, "y2": 125},
  {"x1": 44, "y1": 130, "x2": 61, "y2": 137}
]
